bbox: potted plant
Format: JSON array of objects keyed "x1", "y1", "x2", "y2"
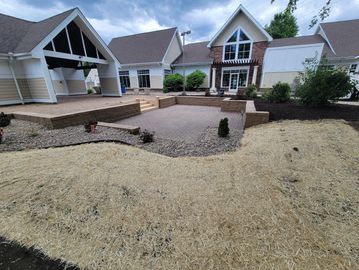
[{"x1": 0, "y1": 112, "x2": 11, "y2": 143}]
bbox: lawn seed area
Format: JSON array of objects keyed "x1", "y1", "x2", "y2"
[
  {"x1": 0, "y1": 119, "x2": 358, "y2": 269},
  {"x1": 0, "y1": 120, "x2": 241, "y2": 157}
]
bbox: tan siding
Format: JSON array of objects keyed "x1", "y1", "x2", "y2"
[
  {"x1": 150, "y1": 75, "x2": 162, "y2": 89},
  {"x1": 52, "y1": 80, "x2": 67, "y2": 95},
  {"x1": 66, "y1": 80, "x2": 86, "y2": 94},
  {"x1": 17, "y1": 79, "x2": 32, "y2": 99},
  {"x1": 27, "y1": 78, "x2": 50, "y2": 99},
  {"x1": 262, "y1": 72, "x2": 300, "y2": 88},
  {"x1": 99, "y1": 77, "x2": 120, "y2": 95},
  {"x1": 212, "y1": 12, "x2": 268, "y2": 46},
  {"x1": 163, "y1": 35, "x2": 182, "y2": 65},
  {"x1": 0, "y1": 79, "x2": 20, "y2": 100}
]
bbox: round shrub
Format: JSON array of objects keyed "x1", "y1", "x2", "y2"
[
  {"x1": 163, "y1": 74, "x2": 184, "y2": 92},
  {"x1": 245, "y1": 84, "x2": 258, "y2": 99},
  {"x1": 263, "y1": 82, "x2": 291, "y2": 103},
  {"x1": 186, "y1": 70, "x2": 206, "y2": 91},
  {"x1": 296, "y1": 67, "x2": 353, "y2": 106}
]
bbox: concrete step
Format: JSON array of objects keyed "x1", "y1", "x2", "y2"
[
  {"x1": 140, "y1": 103, "x2": 154, "y2": 109},
  {"x1": 141, "y1": 106, "x2": 157, "y2": 113},
  {"x1": 97, "y1": 122, "x2": 140, "y2": 134}
]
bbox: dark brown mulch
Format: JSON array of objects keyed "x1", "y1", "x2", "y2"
[
  {"x1": 254, "y1": 99, "x2": 359, "y2": 121},
  {"x1": 0, "y1": 237, "x2": 79, "y2": 270}
]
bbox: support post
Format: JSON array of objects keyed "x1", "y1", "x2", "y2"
[
  {"x1": 210, "y1": 67, "x2": 217, "y2": 92},
  {"x1": 252, "y1": 65, "x2": 259, "y2": 86}
]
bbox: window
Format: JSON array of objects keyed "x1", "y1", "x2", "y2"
[
  {"x1": 164, "y1": 69, "x2": 172, "y2": 78},
  {"x1": 119, "y1": 71, "x2": 130, "y2": 88},
  {"x1": 239, "y1": 70, "x2": 248, "y2": 87},
  {"x1": 137, "y1": 69, "x2": 150, "y2": 88},
  {"x1": 221, "y1": 68, "x2": 249, "y2": 88},
  {"x1": 349, "y1": 64, "x2": 358, "y2": 74},
  {"x1": 223, "y1": 29, "x2": 252, "y2": 61}
]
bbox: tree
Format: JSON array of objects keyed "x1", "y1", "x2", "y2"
[
  {"x1": 265, "y1": 11, "x2": 299, "y2": 38},
  {"x1": 271, "y1": 0, "x2": 332, "y2": 28}
]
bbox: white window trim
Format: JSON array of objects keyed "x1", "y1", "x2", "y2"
[
  {"x1": 220, "y1": 66, "x2": 250, "y2": 88},
  {"x1": 222, "y1": 28, "x2": 253, "y2": 62},
  {"x1": 137, "y1": 69, "x2": 151, "y2": 88},
  {"x1": 119, "y1": 70, "x2": 131, "y2": 87}
]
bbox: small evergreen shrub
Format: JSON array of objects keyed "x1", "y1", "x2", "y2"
[
  {"x1": 0, "y1": 112, "x2": 11, "y2": 127},
  {"x1": 186, "y1": 70, "x2": 206, "y2": 91},
  {"x1": 245, "y1": 84, "x2": 257, "y2": 98},
  {"x1": 218, "y1": 118, "x2": 230, "y2": 137},
  {"x1": 163, "y1": 74, "x2": 184, "y2": 92},
  {"x1": 140, "y1": 129, "x2": 154, "y2": 143},
  {"x1": 263, "y1": 82, "x2": 291, "y2": 103},
  {"x1": 84, "y1": 121, "x2": 98, "y2": 133},
  {"x1": 87, "y1": 88, "x2": 96, "y2": 94},
  {"x1": 296, "y1": 66, "x2": 353, "y2": 106}
]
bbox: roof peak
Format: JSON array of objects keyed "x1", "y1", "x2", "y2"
[{"x1": 112, "y1": 27, "x2": 177, "y2": 40}]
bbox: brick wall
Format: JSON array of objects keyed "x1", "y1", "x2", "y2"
[{"x1": 210, "y1": 46, "x2": 223, "y2": 63}]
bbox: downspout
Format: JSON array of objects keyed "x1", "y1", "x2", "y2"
[{"x1": 8, "y1": 52, "x2": 24, "y2": 104}]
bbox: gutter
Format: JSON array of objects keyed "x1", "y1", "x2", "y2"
[
  {"x1": 121, "y1": 62, "x2": 162, "y2": 67},
  {"x1": 8, "y1": 52, "x2": 24, "y2": 104},
  {"x1": 171, "y1": 61, "x2": 214, "y2": 67}
]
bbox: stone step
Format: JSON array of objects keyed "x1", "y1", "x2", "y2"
[
  {"x1": 140, "y1": 103, "x2": 154, "y2": 109},
  {"x1": 141, "y1": 106, "x2": 157, "y2": 113},
  {"x1": 97, "y1": 122, "x2": 140, "y2": 134}
]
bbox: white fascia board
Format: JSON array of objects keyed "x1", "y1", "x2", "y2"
[
  {"x1": 43, "y1": 50, "x2": 108, "y2": 64},
  {"x1": 161, "y1": 29, "x2": 183, "y2": 65},
  {"x1": 207, "y1": 4, "x2": 272, "y2": 48},
  {"x1": 316, "y1": 25, "x2": 336, "y2": 56},
  {"x1": 171, "y1": 62, "x2": 213, "y2": 67},
  {"x1": 266, "y1": 43, "x2": 325, "y2": 51}
]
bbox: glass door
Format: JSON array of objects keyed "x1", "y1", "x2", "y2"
[{"x1": 229, "y1": 73, "x2": 239, "y2": 91}]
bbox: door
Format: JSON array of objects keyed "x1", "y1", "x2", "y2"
[{"x1": 229, "y1": 73, "x2": 238, "y2": 91}]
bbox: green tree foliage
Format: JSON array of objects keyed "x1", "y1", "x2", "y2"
[
  {"x1": 265, "y1": 11, "x2": 299, "y2": 38},
  {"x1": 186, "y1": 70, "x2": 206, "y2": 91},
  {"x1": 295, "y1": 63, "x2": 353, "y2": 106},
  {"x1": 163, "y1": 74, "x2": 184, "y2": 93}
]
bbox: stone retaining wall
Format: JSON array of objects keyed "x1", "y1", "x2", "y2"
[
  {"x1": 176, "y1": 96, "x2": 223, "y2": 106},
  {"x1": 159, "y1": 97, "x2": 176, "y2": 108},
  {"x1": 245, "y1": 111, "x2": 269, "y2": 128},
  {"x1": 221, "y1": 98, "x2": 247, "y2": 112}
]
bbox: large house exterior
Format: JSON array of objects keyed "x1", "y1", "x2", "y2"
[
  {"x1": 0, "y1": 8, "x2": 122, "y2": 105},
  {"x1": 109, "y1": 28, "x2": 182, "y2": 90}
]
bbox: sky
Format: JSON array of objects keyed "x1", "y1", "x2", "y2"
[{"x1": 0, "y1": 0, "x2": 359, "y2": 43}]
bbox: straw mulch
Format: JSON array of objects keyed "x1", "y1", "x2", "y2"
[{"x1": 0, "y1": 119, "x2": 358, "y2": 269}]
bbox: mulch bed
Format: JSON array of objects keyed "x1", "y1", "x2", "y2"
[
  {"x1": 0, "y1": 237, "x2": 78, "y2": 270},
  {"x1": 254, "y1": 99, "x2": 359, "y2": 121},
  {"x1": 0, "y1": 120, "x2": 242, "y2": 157}
]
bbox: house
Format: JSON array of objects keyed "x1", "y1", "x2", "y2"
[
  {"x1": 0, "y1": 8, "x2": 122, "y2": 105},
  {"x1": 261, "y1": 19, "x2": 359, "y2": 88},
  {"x1": 206, "y1": 5, "x2": 273, "y2": 92},
  {"x1": 172, "y1": 41, "x2": 213, "y2": 89},
  {"x1": 108, "y1": 28, "x2": 182, "y2": 90}
]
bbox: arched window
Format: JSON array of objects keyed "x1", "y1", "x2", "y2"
[{"x1": 223, "y1": 29, "x2": 252, "y2": 61}]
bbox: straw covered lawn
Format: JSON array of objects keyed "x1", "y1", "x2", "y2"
[{"x1": 0, "y1": 120, "x2": 358, "y2": 269}]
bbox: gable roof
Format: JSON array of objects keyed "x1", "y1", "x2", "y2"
[
  {"x1": 318, "y1": 19, "x2": 359, "y2": 58},
  {"x1": 208, "y1": 4, "x2": 272, "y2": 48},
  {"x1": 109, "y1": 28, "x2": 178, "y2": 65},
  {"x1": 0, "y1": 8, "x2": 75, "y2": 54},
  {"x1": 172, "y1": 41, "x2": 213, "y2": 66}
]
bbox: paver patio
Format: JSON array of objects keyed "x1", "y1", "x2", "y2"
[{"x1": 116, "y1": 105, "x2": 244, "y2": 142}]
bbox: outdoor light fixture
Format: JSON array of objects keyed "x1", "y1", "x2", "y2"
[{"x1": 180, "y1": 30, "x2": 191, "y2": 95}]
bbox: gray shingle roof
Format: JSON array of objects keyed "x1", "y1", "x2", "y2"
[
  {"x1": 108, "y1": 28, "x2": 177, "y2": 65},
  {"x1": 172, "y1": 41, "x2": 213, "y2": 66},
  {"x1": 320, "y1": 19, "x2": 359, "y2": 58},
  {"x1": 0, "y1": 8, "x2": 75, "y2": 54},
  {"x1": 268, "y1": 35, "x2": 326, "y2": 48}
]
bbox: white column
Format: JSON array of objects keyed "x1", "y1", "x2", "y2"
[
  {"x1": 252, "y1": 65, "x2": 259, "y2": 85},
  {"x1": 210, "y1": 67, "x2": 217, "y2": 91}
]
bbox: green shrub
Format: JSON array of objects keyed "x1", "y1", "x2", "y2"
[
  {"x1": 245, "y1": 84, "x2": 257, "y2": 98},
  {"x1": 218, "y1": 118, "x2": 230, "y2": 137},
  {"x1": 263, "y1": 82, "x2": 291, "y2": 103},
  {"x1": 87, "y1": 88, "x2": 96, "y2": 94},
  {"x1": 0, "y1": 112, "x2": 11, "y2": 128},
  {"x1": 163, "y1": 74, "x2": 184, "y2": 92},
  {"x1": 186, "y1": 70, "x2": 206, "y2": 91},
  {"x1": 296, "y1": 66, "x2": 353, "y2": 106},
  {"x1": 140, "y1": 129, "x2": 154, "y2": 143}
]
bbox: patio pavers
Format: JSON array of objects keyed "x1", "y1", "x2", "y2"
[{"x1": 115, "y1": 105, "x2": 244, "y2": 142}]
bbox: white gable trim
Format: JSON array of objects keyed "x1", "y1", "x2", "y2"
[
  {"x1": 161, "y1": 29, "x2": 183, "y2": 64},
  {"x1": 31, "y1": 8, "x2": 121, "y2": 66},
  {"x1": 315, "y1": 25, "x2": 336, "y2": 56},
  {"x1": 207, "y1": 4, "x2": 272, "y2": 48}
]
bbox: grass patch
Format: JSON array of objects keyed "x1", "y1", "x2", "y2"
[{"x1": 0, "y1": 120, "x2": 358, "y2": 269}]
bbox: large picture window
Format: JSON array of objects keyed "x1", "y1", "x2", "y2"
[
  {"x1": 137, "y1": 69, "x2": 150, "y2": 88},
  {"x1": 119, "y1": 71, "x2": 130, "y2": 87},
  {"x1": 221, "y1": 68, "x2": 249, "y2": 88},
  {"x1": 223, "y1": 29, "x2": 252, "y2": 61}
]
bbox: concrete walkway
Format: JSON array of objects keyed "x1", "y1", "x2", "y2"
[{"x1": 116, "y1": 105, "x2": 244, "y2": 142}]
